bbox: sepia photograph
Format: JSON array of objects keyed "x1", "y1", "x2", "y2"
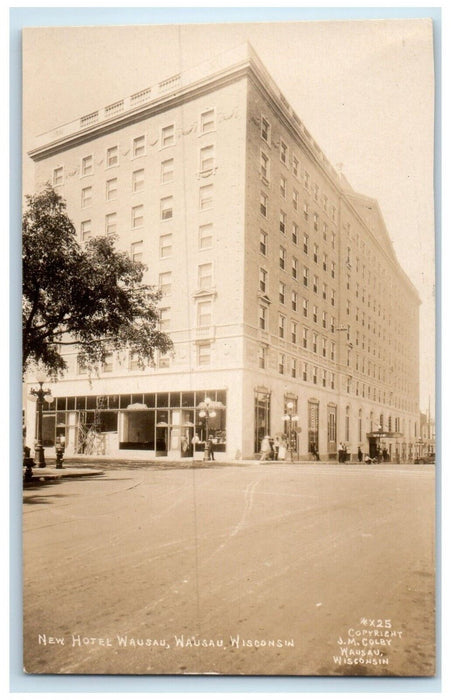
[{"x1": 20, "y1": 15, "x2": 436, "y2": 679}]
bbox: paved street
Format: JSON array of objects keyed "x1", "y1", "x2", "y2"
[{"x1": 23, "y1": 461, "x2": 435, "y2": 677}]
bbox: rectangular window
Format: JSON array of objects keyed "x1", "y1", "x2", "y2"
[
  {"x1": 102, "y1": 354, "x2": 113, "y2": 373},
  {"x1": 303, "y1": 233, "x2": 308, "y2": 254},
  {"x1": 278, "y1": 353, "x2": 286, "y2": 375},
  {"x1": 322, "y1": 222, "x2": 328, "y2": 241},
  {"x1": 280, "y1": 140, "x2": 288, "y2": 165},
  {"x1": 259, "y1": 230, "x2": 268, "y2": 255},
  {"x1": 312, "y1": 366, "x2": 318, "y2": 385},
  {"x1": 313, "y1": 305, "x2": 318, "y2": 324},
  {"x1": 322, "y1": 337, "x2": 327, "y2": 357},
  {"x1": 291, "y1": 321, "x2": 297, "y2": 344},
  {"x1": 200, "y1": 184, "x2": 213, "y2": 210},
  {"x1": 200, "y1": 108, "x2": 215, "y2": 134},
  {"x1": 331, "y1": 373, "x2": 335, "y2": 389},
  {"x1": 279, "y1": 281, "x2": 285, "y2": 304},
  {"x1": 313, "y1": 275, "x2": 318, "y2": 294},
  {"x1": 200, "y1": 144, "x2": 215, "y2": 172},
  {"x1": 303, "y1": 202, "x2": 309, "y2": 221},
  {"x1": 292, "y1": 223, "x2": 299, "y2": 245},
  {"x1": 313, "y1": 183, "x2": 319, "y2": 201},
  {"x1": 313, "y1": 213, "x2": 319, "y2": 231},
  {"x1": 197, "y1": 300, "x2": 212, "y2": 327},
  {"x1": 133, "y1": 135, "x2": 146, "y2": 157},
  {"x1": 105, "y1": 212, "x2": 117, "y2": 235},
  {"x1": 303, "y1": 266, "x2": 309, "y2": 287},
  {"x1": 131, "y1": 205, "x2": 144, "y2": 228},
  {"x1": 322, "y1": 310, "x2": 327, "y2": 328},
  {"x1": 279, "y1": 210, "x2": 287, "y2": 235},
  {"x1": 161, "y1": 124, "x2": 175, "y2": 148},
  {"x1": 132, "y1": 169, "x2": 145, "y2": 192},
  {"x1": 160, "y1": 158, "x2": 174, "y2": 184},
  {"x1": 278, "y1": 314, "x2": 286, "y2": 339},
  {"x1": 81, "y1": 155, "x2": 93, "y2": 176},
  {"x1": 258, "y1": 346, "x2": 266, "y2": 369},
  {"x1": 259, "y1": 305, "x2": 267, "y2": 330},
  {"x1": 302, "y1": 327, "x2": 308, "y2": 349},
  {"x1": 159, "y1": 307, "x2": 171, "y2": 331},
  {"x1": 261, "y1": 116, "x2": 270, "y2": 142},
  {"x1": 302, "y1": 362, "x2": 308, "y2": 382},
  {"x1": 279, "y1": 246, "x2": 286, "y2": 270},
  {"x1": 312, "y1": 332, "x2": 318, "y2": 353},
  {"x1": 159, "y1": 271, "x2": 172, "y2": 296},
  {"x1": 197, "y1": 343, "x2": 211, "y2": 366},
  {"x1": 259, "y1": 267, "x2": 268, "y2": 293},
  {"x1": 260, "y1": 151, "x2": 270, "y2": 181},
  {"x1": 291, "y1": 290, "x2": 298, "y2": 312},
  {"x1": 53, "y1": 166, "x2": 63, "y2": 186},
  {"x1": 313, "y1": 244, "x2": 318, "y2": 263},
  {"x1": 292, "y1": 155, "x2": 299, "y2": 177},
  {"x1": 106, "y1": 146, "x2": 118, "y2": 167},
  {"x1": 198, "y1": 262, "x2": 213, "y2": 290},
  {"x1": 291, "y1": 357, "x2": 297, "y2": 379},
  {"x1": 292, "y1": 257, "x2": 298, "y2": 280},
  {"x1": 159, "y1": 233, "x2": 173, "y2": 258},
  {"x1": 331, "y1": 289, "x2": 336, "y2": 306},
  {"x1": 260, "y1": 192, "x2": 268, "y2": 218},
  {"x1": 131, "y1": 240, "x2": 143, "y2": 262},
  {"x1": 303, "y1": 298, "x2": 308, "y2": 317},
  {"x1": 293, "y1": 189, "x2": 299, "y2": 210},
  {"x1": 280, "y1": 176, "x2": 287, "y2": 198},
  {"x1": 80, "y1": 219, "x2": 92, "y2": 241},
  {"x1": 304, "y1": 170, "x2": 310, "y2": 190},
  {"x1": 323, "y1": 254, "x2": 327, "y2": 271},
  {"x1": 199, "y1": 223, "x2": 213, "y2": 249},
  {"x1": 322, "y1": 283, "x2": 327, "y2": 301},
  {"x1": 160, "y1": 196, "x2": 173, "y2": 220},
  {"x1": 331, "y1": 261, "x2": 336, "y2": 278},
  {"x1": 330, "y1": 342, "x2": 335, "y2": 361},
  {"x1": 81, "y1": 186, "x2": 92, "y2": 208},
  {"x1": 105, "y1": 178, "x2": 117, "y2": 201}
]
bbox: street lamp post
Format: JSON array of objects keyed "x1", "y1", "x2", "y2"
[
  {"x1": 29, "y1": 373, "x2": 53, "y2": 469},
  {"x1": 198, "y1": 397, "x2": 216, "y2": 461},
  {"x1": 282, "y1": 401, "x2": 299, "y2": 463}
]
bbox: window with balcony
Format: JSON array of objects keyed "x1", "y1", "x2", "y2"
[{"x1": 197, "y1": 300, "x2": 212, "y2": 327}]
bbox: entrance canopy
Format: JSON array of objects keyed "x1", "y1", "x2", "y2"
[{"x1": 366, "y1": 431, "x2": 403, "y2": 439}]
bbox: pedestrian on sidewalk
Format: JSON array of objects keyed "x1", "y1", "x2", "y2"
[{"x1": 260, "y1": 435, "x2": 271, "y2": 461}]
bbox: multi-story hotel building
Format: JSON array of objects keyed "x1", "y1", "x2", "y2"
[{"x1": 24, "y1": 43, "x2": 421, "y2": 462}]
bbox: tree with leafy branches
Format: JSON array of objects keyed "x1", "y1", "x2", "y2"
[{"x1": 22, "y1": 185, "x2": 173, "y2": 376}]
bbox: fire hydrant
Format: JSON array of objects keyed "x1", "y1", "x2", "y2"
[{"x1": 55, "y1": 444, "x2": 65, "y2": 469}]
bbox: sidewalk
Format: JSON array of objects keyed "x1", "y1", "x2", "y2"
[{"x1": 23, "y1": 463, "x2": 104, "y2": 485}]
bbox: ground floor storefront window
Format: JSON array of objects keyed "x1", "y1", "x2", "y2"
[
  {"x1": 308, "y1": 400, "x2": 319, "y2": 455},
  {"x1": 41, "y1": 390, "x2": 227, "y2": 456},
  {"x1": 254, "y1": 390, "x2": 271, "y2": 454}
]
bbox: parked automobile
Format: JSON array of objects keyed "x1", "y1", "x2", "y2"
[{"x1": 414, "y1": 453, "x2": 435, "y2": 464}]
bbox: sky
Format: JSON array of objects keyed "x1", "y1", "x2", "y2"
[{"x1": 21, "y1": 18, "x2": 436, "y2": 414}]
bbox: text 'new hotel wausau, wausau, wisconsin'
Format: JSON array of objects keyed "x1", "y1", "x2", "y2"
[{"x1": 24, "y1": 43, "x2": 421, "y2": 463}]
